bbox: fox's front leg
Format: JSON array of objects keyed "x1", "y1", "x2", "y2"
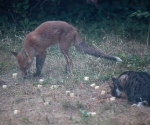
[{"x1": 34, "y1": 51, "x2": 46, "y2": 77}]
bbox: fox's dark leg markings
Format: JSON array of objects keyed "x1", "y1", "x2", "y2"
[{"x1": 34, "y1": 51, "x2": 46, "y2": 76}]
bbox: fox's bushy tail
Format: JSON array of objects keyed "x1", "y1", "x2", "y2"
[{"x1": 75, "y1": 41, "x2": 122, "y2": 62}]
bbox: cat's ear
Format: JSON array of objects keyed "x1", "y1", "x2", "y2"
[{"x1": 112, "y1": 77, "x2": 117, "y2": 83}]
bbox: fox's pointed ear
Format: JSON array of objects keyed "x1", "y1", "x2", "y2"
[
  {"x1": 22, "y1": 50, "x2": 29, "y2": 59},
  {"x1": 22, "y1": 50, "x2": 31, "y2": 63},
  {"x1": 11, "y1": 51, "x2": 18, "y2": 57}
]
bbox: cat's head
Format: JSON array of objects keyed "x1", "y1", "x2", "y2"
[{"x1": 108, "y1": 77, "x2": 123, "y2": 98}]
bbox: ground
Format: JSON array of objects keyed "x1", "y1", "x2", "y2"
[
  {"x1": 1, "y1": 78, "x2": 150, "y2": 125},
  {"x1": 0, "y1": 40, "x2": 150, "y2": 125}
]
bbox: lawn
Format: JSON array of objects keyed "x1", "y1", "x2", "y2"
[{"x1": 0, "y1": 28, "x2": 150, "y2": 125}]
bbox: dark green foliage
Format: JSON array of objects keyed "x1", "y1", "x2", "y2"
[{"x1": 0, "y1": 0, "x2": 150, "y2": 42}]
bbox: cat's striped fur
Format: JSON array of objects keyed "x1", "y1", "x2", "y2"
[{"x1": 109, "y1": 71, "x2": 150, "y2": 106}]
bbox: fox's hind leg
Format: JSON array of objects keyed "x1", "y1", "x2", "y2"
[
  {"x1": 58, "y1": 43, "x2": 72, "y2": 73},
  {"x1": 61, "y1": 49, "x2": 72, "y2": 73},
  {"x1": 34, "y1": 51, "x2": 46, "y2": 76}
]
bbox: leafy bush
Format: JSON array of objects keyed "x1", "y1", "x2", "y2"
[{"x1": 0, "y1": 0, "x2": 150, "y2": 43}]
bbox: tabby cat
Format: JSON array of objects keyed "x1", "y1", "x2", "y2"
[{"x1": 109, "y1": 71, "x2": 150, "y2": 106}]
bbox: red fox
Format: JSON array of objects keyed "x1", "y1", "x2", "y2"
[{"x1": 11, "y1": 21, "x2": 122, "y2": 78}]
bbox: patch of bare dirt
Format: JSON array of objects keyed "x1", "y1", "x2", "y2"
[{"x1": 0, "y1": 78, "x2": 150, "y2": 125}]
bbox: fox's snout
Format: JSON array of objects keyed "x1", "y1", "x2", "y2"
[{"x1": 11, "y1": 50, "x2": 31, "y2": 78}]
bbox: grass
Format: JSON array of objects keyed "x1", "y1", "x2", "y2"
[{"x1": 0, "y1": 23, "x2": 150, "y2": 125}]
